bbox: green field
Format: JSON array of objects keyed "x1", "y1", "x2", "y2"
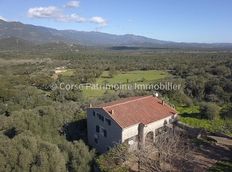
[
  {"x1": 60, "y1": 69, "x2": 75, "y2": 76},
  {"x1": 177, "y1": 106, "x2": 232, "y2": 136},
  {"x1": 96, "y1": 70, "x2": 169, "y2": 84},
  {"x1": 81, "y1": 70, "x2": 170, "y2": 99},
  {"x1": 81, "y1": 88, "x2": 107, "y2": 99},
  {"x1": 57, "y1": 69, "x2": 170, "y2": 99}
]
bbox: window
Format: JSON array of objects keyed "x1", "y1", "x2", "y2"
[
  {"x1": 103, "y1": 129, "x2": 107, "y2": 137},
  {"x1": 106, "y1": 118, "x2": 111, "y2": 126},
  {"x1": 93, "y1": 111, "x2": 95, "y2": 116},
  {"x1": 94, "y1": 138, "x2": 98, "y2": 144},
  {"x1": 101, "y1": 127, "x2": 105, "y2": 132},
  {"x1": 97, "y1": 113, "x2": 104, "y2": 122},
  {"x1": 96, "y1": 125, "x2": 99, "y2": 133},
  {"x1": 106, "y1": 146, "x2": 110, "y2": 151}
]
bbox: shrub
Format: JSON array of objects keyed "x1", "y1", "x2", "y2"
[
  {"x1": 220, "y1": 104, "x2": 232, "y2": 119},
  {"x1": 200, "y1": 103, "x2": 220, "y2": 120},
  {"x1": 96, "y1": 144, "x2": 129, "y2": 172}
]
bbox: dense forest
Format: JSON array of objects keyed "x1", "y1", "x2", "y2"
[{"x1": 0, "y1": 47, "x2": 232, "y2": 171}]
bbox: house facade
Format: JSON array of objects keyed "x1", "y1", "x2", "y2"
[{"x1": 87, "y1": 95, "x2": 177, "y2": 153}]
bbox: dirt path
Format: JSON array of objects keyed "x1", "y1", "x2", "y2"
[{"x1": 191, "y1": 136, "x2": 232, "y2": 171}]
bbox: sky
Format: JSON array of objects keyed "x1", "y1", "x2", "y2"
[{"x1": 0, "y1": 0, "x2": 231, "y2": 43}]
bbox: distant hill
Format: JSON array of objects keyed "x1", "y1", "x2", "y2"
[
  {"x1": 0, "y1": 37, "x2": 35, "y2": 50},
  {"x1": 0, "y1": 37, "x2": 82, "y2": 52},
  {"x1": 0, "y1": 19, "x2": 232, "y2": 49}
]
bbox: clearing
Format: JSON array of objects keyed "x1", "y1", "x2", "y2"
[
  {"x1": 96, "y1": 70, "x2": 170, "y2": 84},
  {"x1": 84, "y1": 70, "x2": 170, "y2": 99}
]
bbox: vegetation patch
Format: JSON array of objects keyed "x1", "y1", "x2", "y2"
[
  {"x1": 178, "y1": 106, "x2": 232, "y2": 136},
  {"x1": 208, "y1": 161, "x2": 232, "y2": 172},
  {"x1": 81, "y1": 88, "x2": 107, "y2": 99},
  {"x1": 1, "y1": 48, "x2": 232, "y2": 171},
  {"x1": 81, "y1": 70, "x2": 170, "y2": 99},
  {"x1": 59, "y1": 69, "x2": 75, "y2": 76},
  {"x1": 96, "y1": 70, "x2": 170, "y2": 84}
]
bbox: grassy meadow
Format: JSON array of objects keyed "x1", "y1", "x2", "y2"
[
  {"x1": 96, "y1": 70, "x2": 169, "y2": 84},
  {"x1": 83, "y1": 70, "x2": 170, "y2": 98}
]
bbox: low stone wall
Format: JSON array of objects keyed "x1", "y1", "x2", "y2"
[
  {"x1": 176, "y1": 121, "x2": 203, "y2": 138},
  {"x1": 176, "y1": 121, "x2": 232, "y2": 139},
  {"x1": 208, "y1": 131, "x2": 232, "y2": 139}
]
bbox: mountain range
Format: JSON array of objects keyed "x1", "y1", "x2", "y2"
[{"x1": 0, "y1": 19, "x2": 232, "y2": 49}]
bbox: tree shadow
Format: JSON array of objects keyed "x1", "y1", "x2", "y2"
[
  {"x1": 60, "y1": 119, "x2": 87, "y2": 143},
  {"x1": 195, "y1": 139, "x2": 232, "y2": 161},
  {"x1": 181, "y1": 112, "x2": 202, "y2": 119},
  {"x1": 4, "y1": 127, "x2": 19, "y2": 139},
  {"x1": 101, "y1": 76, "x2": 111, "y2": 79}
]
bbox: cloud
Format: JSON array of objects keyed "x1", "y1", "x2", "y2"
[
  {"x1": 0, "y1": 16, "x2": 7, "y2": 21},
  {"x1": 28, "y1": 6, "x2": 60, "y2": 18},
  {"x1": 90, "y1": 16, "x2": 107, "y2": 26},
  {"x1": 28, "y1": 6, "x2": 85, "y2": 23},
  {"x1": 65, "y1": 1, "x2": 80, "y2": 8},
  {"x1": 27, "y1": 6, "x2": 108, "y2": 26}
]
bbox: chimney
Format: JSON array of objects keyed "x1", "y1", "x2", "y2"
[
  {"x1": 109, "y1": 110, "x2": 114, "y2": 114},
  {"x1": 161, "y1": 100, "x2": 164, "y2": 105},
  {"x1": 89, "y1": 104, "x2": 92, "y2": 108}
]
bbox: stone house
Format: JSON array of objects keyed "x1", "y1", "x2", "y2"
[{"x1": 87, "y1": 95, "x2": 177, "y2": 153}]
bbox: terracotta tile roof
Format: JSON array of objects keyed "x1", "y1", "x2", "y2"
[{"x1": 96, "y1": 95, "x2": 177, "y2": 128}]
